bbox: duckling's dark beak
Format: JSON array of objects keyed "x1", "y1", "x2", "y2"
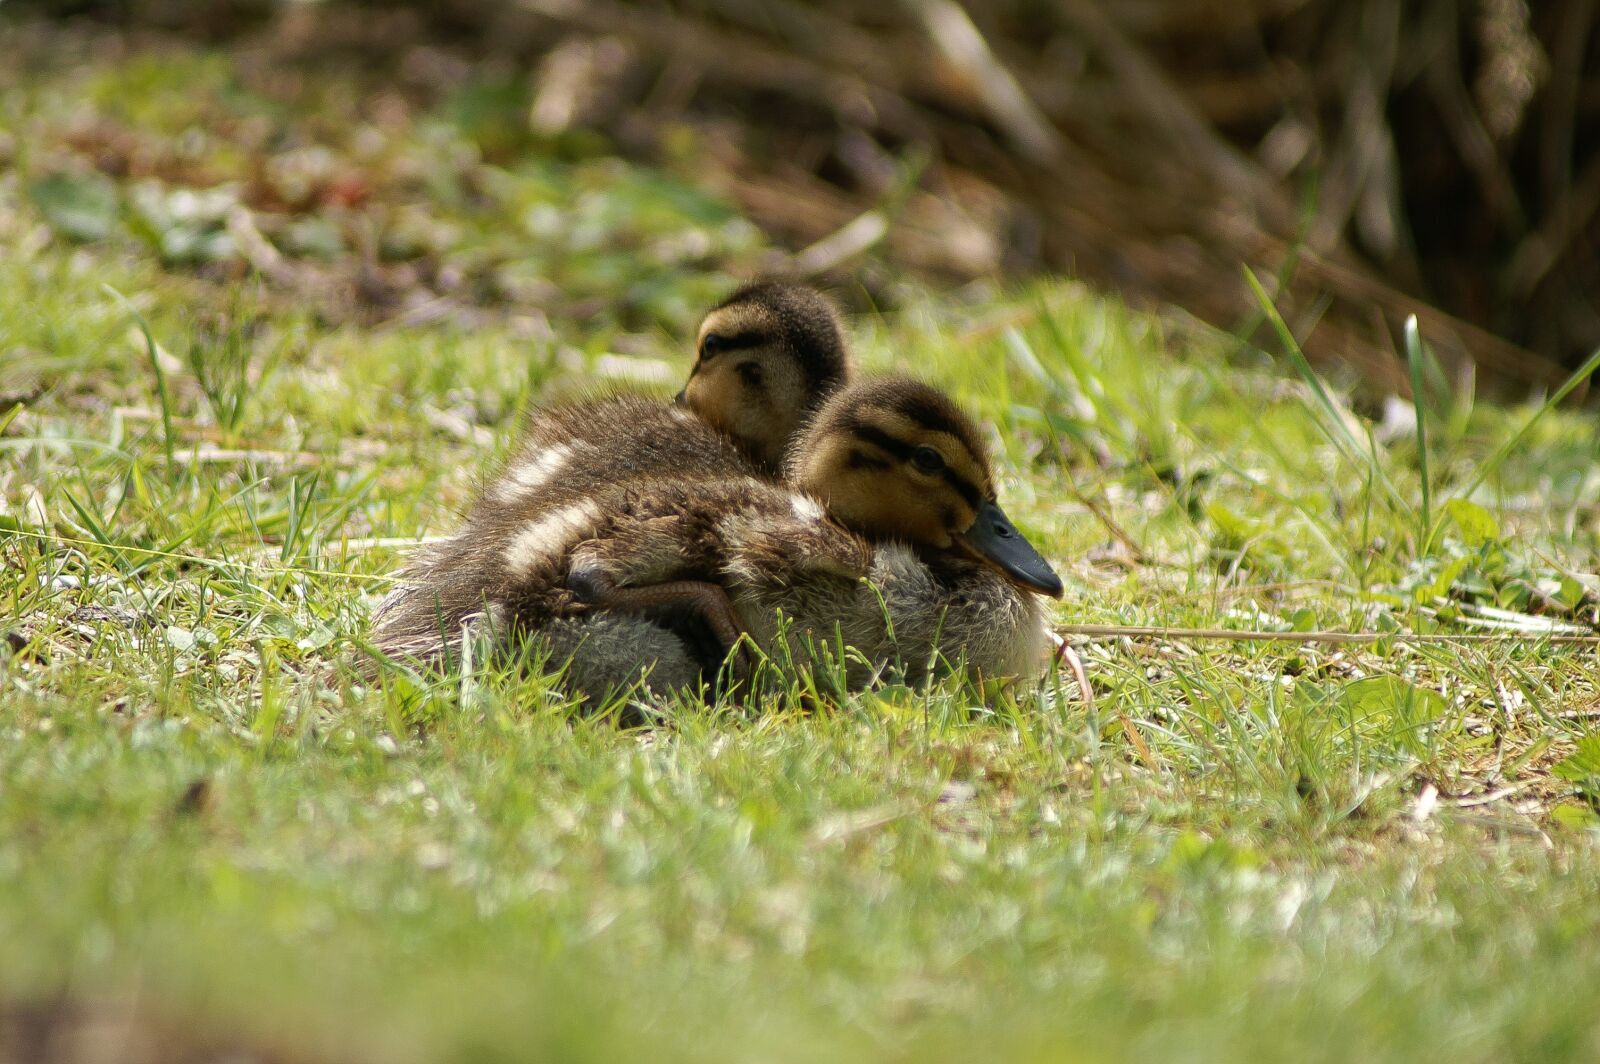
[{"x1": 956, "y1": 502, "x2": 1064, "y2": 598}]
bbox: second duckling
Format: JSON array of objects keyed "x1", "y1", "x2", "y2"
[{"x1": 372, "y1": 281, "x2": 851, "y2": 672}]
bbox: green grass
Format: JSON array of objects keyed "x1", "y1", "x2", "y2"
[{"x1": 4, "y1": 19, "x2": 1600, "y2": 1064}]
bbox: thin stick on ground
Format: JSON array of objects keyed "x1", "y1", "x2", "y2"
[
  {"x1": 1051, "y1": 632, "x2": 1095, "y2": 712},
  {"x1": 1056, "y1": 622, "x2": 1600, "y2": 646}
]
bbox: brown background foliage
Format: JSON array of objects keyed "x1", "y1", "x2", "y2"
[{"x1": 12, "y1": 0, "x2": 1599, "y2": 393}]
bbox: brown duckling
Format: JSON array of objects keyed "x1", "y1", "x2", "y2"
[
  {"x1": 680, "y1": 280, "x2": 854, "y2": 473},
  {"x1": 371, "y1": 281, "x2": 851, "y2": 670},
  {"x1": 554, "y1": 376, "x2": 1063, "y2": 693}
]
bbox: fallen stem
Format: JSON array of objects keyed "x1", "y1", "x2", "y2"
[{"x1": 1055, "y1": 622, "x2": 1600, "y2": 646}]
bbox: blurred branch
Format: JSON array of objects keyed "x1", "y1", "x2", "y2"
[
  {"x1": 1538, "y1": 0, "x2": 1595, "y2": 207},
  {"x1": 1311, "y1": 3, "x2": 1407, "y2": 265},
  {"x1": 1506, "y1": 151, "x2": 1600, "y2": 300},
  {"x1": 1051, "y1": 0, "x2": 1288, "y2": 225},
  {"x1": 790, "y1": 150, "x2": 926, "y2": 276},
  {"x1": 516, "y1": 0, "x2": 926, "y2": 135},
  {"x1": 901, "y1": 0, "x2": 1060, "y2": 164},
  {"x1": 1419, "y1": 0, "x2": 1526, "y2": 232}
]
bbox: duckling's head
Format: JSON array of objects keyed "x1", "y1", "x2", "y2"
[
  {"x1": 678, "y1": 281, "x2": 852, "y2": 472},
  {"x1": 789, "y1": 377, "x2": 1064, "y2": 598}
]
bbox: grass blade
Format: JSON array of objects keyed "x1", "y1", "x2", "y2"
[
  {"x1": 1240, "y1": 265, "x2": 1408, "y2": 516},
  {"x1": 103, "y1": 284, "x2": 176, "y2": 468},
  {"x1": 1403, "y1": 316, "x2": 1432, "y2": 545},
  {"x1": 1449, "y1": 344, "x2": 1600, "y2": 508}
]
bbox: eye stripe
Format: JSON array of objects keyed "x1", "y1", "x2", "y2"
[
  {"x1": 850, "y1": 424, "x2": 983, "y2": 509},
  {"x1": 940, "y1": 469, "x2": 983, "y2": 510},
  {"x1": 711, "y1": 283, "x2": 849, "y2": 397},
  {"x1": 849, "y1": 423, "x2": 914, "y2": 461},
  {"x1": 702, "y1": 330, "x2": 767, "y2": 356},
  {"x1": 897, "y1": 396, "x2": 984, "y2": 457},
  {"x1": 848, "y1": 449, "x2": 891, "y2": 471}
]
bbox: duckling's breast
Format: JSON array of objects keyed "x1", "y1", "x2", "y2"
[
  {"x1": 729, "y1": 542, "x2": 1051, "y2": 689},
  {"x1": 906, "y1": 551, "x2": 1052, "y2": 682}
]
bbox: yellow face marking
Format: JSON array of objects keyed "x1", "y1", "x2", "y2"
[
  {"x1": 788, "y1": 375, "x2": 1008, "y2": 551},
  {"x1": 684, "y1": 304, "x2": 813, "y2": 472},
  {"x1": 692, "y1": 303, "x2": 774, "y2": 370},
  {"x1": 794, "y1": 432, "x2": 979, "y2": 550},
  {"x1": 849, "y1": 409, "x2": 993, "y2": 502}
]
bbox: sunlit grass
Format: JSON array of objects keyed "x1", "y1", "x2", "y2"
[{"x1": 3, "y1": 21, "x2": 1600, "y2": 1064}]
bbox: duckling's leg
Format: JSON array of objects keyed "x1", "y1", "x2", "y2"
[{"x1": 566, "y1": 565, "x2": 747, "y2": 655}]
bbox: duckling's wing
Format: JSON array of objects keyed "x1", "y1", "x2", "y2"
[
  {"x1": 568, "y1": 514, "x2": 707, "y2": 588},
  {"x1": 720, "y1": 505, "x2": 873, "y2": 588}
]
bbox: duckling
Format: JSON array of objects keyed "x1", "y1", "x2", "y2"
[
  {"x1": 555, "y1": 376, "x2": 1063, "y2": 692},
  {"x1": 680, "y1": 280, "x2": 853, "y2": 473},
  {"x1": 371, "y1": 281, "x2": 851, "y2": 673},
  {"x1": 750, "y1": 375, "x2": 1062, "y2": 686}
]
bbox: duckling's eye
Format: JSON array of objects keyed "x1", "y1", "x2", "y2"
[
  {"x1": 701, "y1": 334, "x2": 723, "y2": 359},
  {"x1": 736, "y1": 362, "x2": 764, "y2": 388},
  {"x1": 911, "y1": 446, "x2": 946, "y2": 473}
]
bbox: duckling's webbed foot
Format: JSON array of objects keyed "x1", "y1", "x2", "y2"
[{"x1": 567, "y1": 565, "x2": 748, "y2": 659}]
